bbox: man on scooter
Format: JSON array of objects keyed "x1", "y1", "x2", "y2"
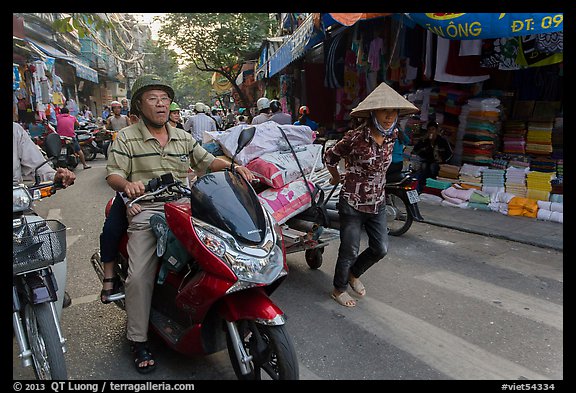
[
  {"x1": 13, "y1": 122, "x2": 76, "y2": 317},
  {"x1": 105, "y1": 74, "x2": 254, "y2": 374}
]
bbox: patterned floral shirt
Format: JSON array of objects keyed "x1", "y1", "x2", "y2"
[{"x1": 324, "y1": 124, "x2": 395, "y2": 214}]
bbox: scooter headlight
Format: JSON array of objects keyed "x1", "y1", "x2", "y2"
[
  {"x1": 13, "y1": 185, "x2": 32, "y2": 213},
  {"x1": 192, "y1": 211, "x2": 285, "y2": 287},
  {"x1": 194, "y1": 226, "x2": 226, "y2": 257}
]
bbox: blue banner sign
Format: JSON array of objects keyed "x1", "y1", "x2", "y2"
[{"x1": 406, "y1": 13, "x2": 563, "y2": 40}]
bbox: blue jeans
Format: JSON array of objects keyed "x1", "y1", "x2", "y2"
[
  {"x1": 333, "y1": 197, "x2": 389, "y2": 292},
  {"x1": 100, "y1": 192, "x2": 128, "y2": 262}
]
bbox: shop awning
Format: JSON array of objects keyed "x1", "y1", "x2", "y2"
[
  {"x1": 406, "y1": 13, "x2": 563, "y2": 40},
  {"x1": 25, "y1": 38, "x2": 99, "y2": 83},
  {"x1": 268, "y1": 13, "x2": 325, "y2": 77},
  {"x1": 322, "y1": 13, "x2": 392, "y2": 27}
]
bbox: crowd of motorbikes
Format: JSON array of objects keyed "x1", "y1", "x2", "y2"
[
  {"x1": 31, "y1": 118, "x2": 114, "y2": 170},
  {"x1": 15, "y1": 122, "x2": 424, "y2": 380}
]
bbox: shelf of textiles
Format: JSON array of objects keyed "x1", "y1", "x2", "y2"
[
  {"x1": 454, "y1": 97, "x2": 502, "y2": 166},
  {"x1": 420, "y1": 162, "x2": 563, "y2": 223}
]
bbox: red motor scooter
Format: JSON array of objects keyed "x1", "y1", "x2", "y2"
[{"x1": 90, "y1": 127, "x2": 299, "y2": 380}]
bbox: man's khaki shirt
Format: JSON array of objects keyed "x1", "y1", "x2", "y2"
[{"x1": 106, "y1": 120, "x2": 215, "y2": 185}]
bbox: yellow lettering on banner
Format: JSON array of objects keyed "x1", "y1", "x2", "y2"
[
  {"x1": 511, "y1": 20, "x2": 524, "y2": 33},
  {"x1": 541, "y1": 14, "x2": 563, "y2": 29},
  {"x1": 440, "y1": 22, "x2": 483, "y2": 39}
]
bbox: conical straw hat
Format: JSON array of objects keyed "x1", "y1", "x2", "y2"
[{"x1": 350, "y1": 82, "x2": 419, "y2": 118}]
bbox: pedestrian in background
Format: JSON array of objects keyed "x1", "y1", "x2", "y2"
[
  {"x1": 293, "y1": 105, "x2": 319, "y2": 131},
  {"x1": 56, "y1": 107, "x2": 91, "y2": 169},
  {"x1": 269, "y1": 99, "x2": 292, "y2": 124},
  {"x1": 324, "y1": 82, "x2": 419, "y2": 307},
  {"x1": 251, "y1": 98, "x2": 271, "y2": 125},
  {"x1": 120, "y1": 98, "x2": 130, "y2": 115}
]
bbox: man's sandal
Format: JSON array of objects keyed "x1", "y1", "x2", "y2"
[
  {"x1": 131, "y1": 341, "x2": 156, "y2": 374},
  {"x1": 100, "y1": 277, "x2": 125, "y2": 304},
  {"x1": 331, "y1": 291, "x2": 356, "y2": 307},
  {"x1": 349, "y1": 278, "x2": 366, "y2": 297}
]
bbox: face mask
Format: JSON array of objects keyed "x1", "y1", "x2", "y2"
[{"x1": 371, "y1": 112, "x2": 397, "y2": 136}]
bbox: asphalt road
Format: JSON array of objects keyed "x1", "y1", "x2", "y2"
[{"x1": 13, "y1": 157, "x2": 563, "y2": 383}]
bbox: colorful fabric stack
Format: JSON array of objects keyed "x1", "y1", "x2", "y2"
[
  {"x1": 526, "y1": 171, "x2": 554, "y2": 201},
  {"x1": 556, "y1": 158, "x2": 563, "y2": 179},
  {"x1": 481, "y1": 168, "x2": 506, "y2": 196},
  {"x1": 525, "y1": 121, "x2": 553, "y2": 155},
  {"x1": 505, "y1": 166, "x2": 529, "y2": 198},
  {"x1": 458, "y1": 163, "x2": 486, "y2": 190},
  {"x1": 507, "y1": 196, "x2": 538, "y2": 218},
  {"x1": 529, "y1": 156, "x2": 556, "y2": 173},
  {"x1": 461, "y1": 98, "x2": 502, "y2": 166},
  {"x1": 437, "y1": 164, "x2": 461, "y2": 183},
  {"x1": 422, "y1": 178, "x2": 453, "y2": 197},
  {"x1": 501, "y1": 120, "x2": 527, "y2": 154}
]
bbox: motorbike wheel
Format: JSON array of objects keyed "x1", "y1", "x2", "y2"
[
  {"x1": 305, "y1": 247, "x2": 324, "y2": 269},
  {"x1": 67, "y1": 154, "x2": 79, "y2": 170},
  {"x1": 82, "y1": 145, "x2": 97, "y2": 161},
  {"x1": 385, "y1": 191, "x2": 413, "y2": 237},
  {"x1": 226, "y1": 321, "x2": 299, "y2": 380},
  {"x1": 24, "y1": 303, "x2": 68, "y2": 380}
]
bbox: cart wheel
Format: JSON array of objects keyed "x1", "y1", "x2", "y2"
[{"x1": 305, "y1": 248, "x2": 324, "y2": 269}]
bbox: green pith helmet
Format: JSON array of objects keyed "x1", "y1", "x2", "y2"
[
  {"x1": 169, "y1": 102, "x2": 181, "y2": 112},
  {"x1": 130, "y1": 74, "x2": 175, "y2": 116}
]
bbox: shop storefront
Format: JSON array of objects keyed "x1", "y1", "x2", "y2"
[{"x1": 268, "y1": 12, "x2": 564, "y2": 224}]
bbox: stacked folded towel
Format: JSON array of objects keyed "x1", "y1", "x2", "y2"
[{"x1": 526, "y1": 171, "x2": 554, "y2": 201}]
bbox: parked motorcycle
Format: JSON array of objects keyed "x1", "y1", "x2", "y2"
[
  {"x1": 384, "y1": 167, "x2": 424, "y2": 236},
  {"x1": 90, "y1": 127, "x2": 299, "y2": 380},
  {"x1": 76, "y1": 129, "x2": 101, "y2": 161},
  {"x1": 93, "y1": 127, "x2": 115, "y2": 159},
  {"x1": 13, "y1": 133, "x2": 68, "y2": 380},
  {"x1": 54, "y1": 135, "x2": 80, "y2": 170}
]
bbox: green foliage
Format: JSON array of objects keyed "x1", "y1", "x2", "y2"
[{"x1": 158, "y1": 13, "x2": 275, "y2": 106}]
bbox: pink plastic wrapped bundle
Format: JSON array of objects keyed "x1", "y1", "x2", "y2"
[{"x1": 258, "y1": 179, "x2": 318, "y2": 224}]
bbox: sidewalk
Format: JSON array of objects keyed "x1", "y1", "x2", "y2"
[{"x1": 416, "y1": 200, "x2": 564, "y2": 252}]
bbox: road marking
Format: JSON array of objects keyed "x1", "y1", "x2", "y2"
[
  {"x1": 485, "y1": 252, "x2": 563, "y2": 282},
  {"x1": 46, "y1": 208, "x2": 62, "y2": 221},
  {"x1": 415, "y1": 271, "x2": 563, "y2": 331},
  {"x1": 66, "y1": 234, "x2": 80, "y2": 248},
  {"x1": 326, "y1": 297, "x2": 550, "y2": 380}
]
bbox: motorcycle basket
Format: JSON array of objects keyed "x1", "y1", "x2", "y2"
[{"x1": 13, "y1": 219, "x2": 67, "y2": 275}]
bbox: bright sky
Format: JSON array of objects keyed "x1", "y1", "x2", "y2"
[{"x1": 132, "y1": 13, "x2": 165, "y2": 39}]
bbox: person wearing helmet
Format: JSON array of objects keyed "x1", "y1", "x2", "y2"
[
  {"x1": 324, "y1": 82, "x2": 419, "y2": 308},
  {"x1": 168, "y1": 102, "x2": 184, "y2": 129},
  {"x1": 293, "y1": 105, "x2": 319, "y2": 131},
  {"x1": 182, "y1": 102, "x2": 217, "y2": 144},
  {"x1": 106, "y1": 100, "x2": 131, "y2": 131},
  {"x1": 251, "y1": 97, "x2": 271, "y2": 125},
  {"x1": 268, "y1": 99, "x2": 292, "y2": 125},
  {"x1": 105, "y1": 74, "x2": 255, "y2": 373}
]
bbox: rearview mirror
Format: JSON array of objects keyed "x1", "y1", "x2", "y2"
[{"x1": 235, "y1": 126, "x2": 256, "y2": 156}]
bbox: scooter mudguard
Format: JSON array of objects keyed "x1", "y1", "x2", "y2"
[
  {"x1": 219, "y1": 287, "x2": 285, "y2": 325},
  {"x1": 409, "y1": 202, "x2": 424, "y2": 222}
]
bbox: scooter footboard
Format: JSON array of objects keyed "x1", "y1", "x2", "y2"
[{"x1": 219, "y1": 287, "x2": 285, "y2": 325}]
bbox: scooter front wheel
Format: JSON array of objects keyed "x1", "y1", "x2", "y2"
[
  {"x1": 24, "y1": 303, "x2": 68, "y2": 380},
  {"x1": 226, "y1": 320, "x2": 299, "y2": 380}
]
